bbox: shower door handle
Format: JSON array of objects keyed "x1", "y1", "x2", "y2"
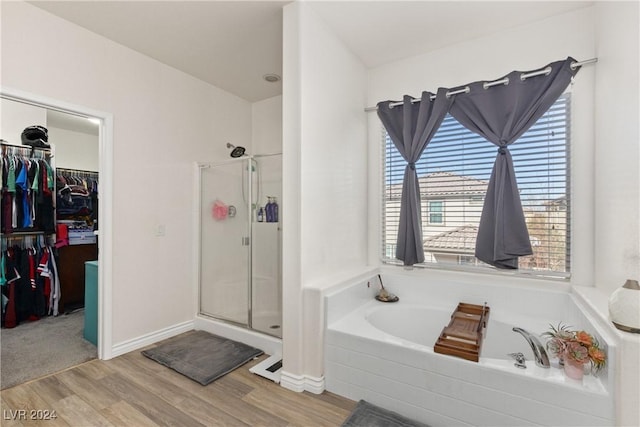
[{"x1": 242, "y1": 236, "x2": 250, "y2": 246}]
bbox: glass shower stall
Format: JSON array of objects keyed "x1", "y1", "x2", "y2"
[{"x1": 198, "y1": 154, "x2": 282, "y2": 337}]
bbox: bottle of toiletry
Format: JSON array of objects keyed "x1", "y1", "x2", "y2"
[
  {"x1": 265, "y1": 197, "x2": 273, "y2": 222},
  {"x1": 257, "y1": 207, "x2": 264, "y2": 222},
  {"x1": 272, "y1": 197, "x2": 279, "y2": 223}
]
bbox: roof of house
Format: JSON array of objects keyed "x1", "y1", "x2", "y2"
[
  {"x1": 542, "y1": 196, "x2": 567, "y2": 207},
  {"x1": 423, "y1": 224, "x2": 478, "y2": 254},
  {"x1": 386, "y1": 171, "x2": 489, "y2": 200}
]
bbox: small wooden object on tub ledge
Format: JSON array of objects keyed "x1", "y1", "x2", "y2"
[{"x1": 434, "y1": 302, "x2": 490, "y2": 362}]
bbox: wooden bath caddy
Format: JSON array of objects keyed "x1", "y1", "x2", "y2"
[{"x1": 434, "y1": 302, "x2": 490, "y2": 362}]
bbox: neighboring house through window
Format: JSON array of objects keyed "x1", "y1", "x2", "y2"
[{"x1": 428, "y1": 201, "x2": 444, "y2": 225}]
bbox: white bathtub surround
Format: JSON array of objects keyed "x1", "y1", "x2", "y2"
[
  {"x1": 572, "y1": 285, "x2": 640, "y2": 426},
  {"x1": 325, "y1": 270, "x2": 617, "y2": 426},
  {"x1": 279, "y1": 267, "x2": 379, "y2": 394}
]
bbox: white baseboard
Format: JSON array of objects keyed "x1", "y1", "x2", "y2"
[
  {"x1": 109, "y1": 320, "x2": 194, "y2": 358},
  {"x1": 280, "y1": 371, "x2": 325, "y2": 394}
]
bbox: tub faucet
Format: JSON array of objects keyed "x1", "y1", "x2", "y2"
[{"x1": 512, "y1": 327, "x2": 550, "y2": 368}]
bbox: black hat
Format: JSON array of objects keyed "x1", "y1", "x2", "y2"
[{"x1": 21, "y1": 125, "x2": 50, "y2": 148}]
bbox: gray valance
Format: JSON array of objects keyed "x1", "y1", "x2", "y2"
[
  {"x1": 377, "y1": 88, "x2": 452, "y2": 265},
  {"x1": 449, "y1": 57, "x2": 580, "y2": 268}
]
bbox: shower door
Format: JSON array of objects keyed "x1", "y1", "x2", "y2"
[
  {"x1": 199, "y1": 155, "x2": 282, "y2": 337},
  {"x1": 199, "y1": 160, "x2": 251, "y2": 326}
]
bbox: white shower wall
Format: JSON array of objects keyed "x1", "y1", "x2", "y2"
[
  {"x1": 251, "y1": 96, "x2": 283, "y2": 334},
  {"x1": 199, "y1": 95, "x2": 282, "y2": 335}
]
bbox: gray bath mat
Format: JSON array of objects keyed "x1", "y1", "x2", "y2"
[
  {"x1": 342, "y1": 400, "x2": 429, "y2": 427},
  {"x1": 141, "y1": 330, "x2": 263, "y2": 386}
]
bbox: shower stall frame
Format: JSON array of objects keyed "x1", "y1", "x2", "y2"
[{"x1": 193, "y1": 156, "x2": 282, "y2": 356}]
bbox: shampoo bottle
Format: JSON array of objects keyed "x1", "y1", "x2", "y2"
[
  {"x1": 265, "y1": 197, "x2": 273, "y2": 222},
  {"x1": 272, "y1": 197, "x2": 279, "y2": 222}
]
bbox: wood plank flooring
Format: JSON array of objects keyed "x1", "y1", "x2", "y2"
[{"x1": 1, "y1": 337, "x2": 356, "y2": 426}]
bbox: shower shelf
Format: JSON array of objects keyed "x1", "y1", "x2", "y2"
[{"x1": 434, "y1": 302, "x2": 491, "y2": 362}]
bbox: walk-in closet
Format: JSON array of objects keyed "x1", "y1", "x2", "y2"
[{"x1": 1, "y1": 97, "x2": 100, "y2": 389}]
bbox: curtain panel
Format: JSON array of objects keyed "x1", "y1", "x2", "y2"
[
  {"x1": 449, "y1": 57, "x2": 580, "y2": 268},
  {"x1": 377, "y1": 88, "x2": 452, "y2": 266}
]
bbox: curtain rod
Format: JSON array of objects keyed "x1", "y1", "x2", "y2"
[{"x1": 364, "y1": 58, "x2": 597, "y2": 112}]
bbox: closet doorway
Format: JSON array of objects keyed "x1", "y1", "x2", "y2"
[{"x1": 0, "y1": 89, "x2": 113, "y2": 389}]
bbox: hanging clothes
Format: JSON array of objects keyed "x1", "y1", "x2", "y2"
[
  {"x1": 56, "y1": 169, "x2": 98, "y2": 225},
  {"x1": 1, "y1": 144, "x2": 55, "y2": 234},
  {"x1": 56, "y1": 169, "x2": 99, "y2": 231},
  {"x1": 1, "y1": 243, "x2": 62, "y2": 327}
]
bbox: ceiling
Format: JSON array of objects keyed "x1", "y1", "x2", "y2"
[
  {"x1": 29, "y1": 1, "x2": 593, "y2": 103},
  {"x1": 29, "y1": 1, "x2": 288, "y2": 103},
  {"x1": 310, "y1": 1, "x2": 594, "y2": 69}
]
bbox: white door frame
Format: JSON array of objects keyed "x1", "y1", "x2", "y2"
[{"x1": 1, "y1": 86, "x2": 114, "y2": 360}]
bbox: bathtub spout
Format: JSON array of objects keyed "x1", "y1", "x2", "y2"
[{"x1": 512, "y1": 327, "x2": 550, "y2": 368}]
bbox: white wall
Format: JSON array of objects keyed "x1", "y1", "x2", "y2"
[
  {"x1": 252, "y1": 95, "x2": 282, "y2": 155},
  {"x1": 281, "y1": 1, "x2": 368, "y2": 388},
  {"x1": 298, "y1": 5, "x2": 368, "y2": 286},
  {"x1": 1, "y1": 1, "x2": 252, "y2": 347},
  {"x1": 594, "y1": 1, "x2": 640, "y2": 293},
  {"x1": 594, "y1": 3, "x2": 640, "y2": 425},
  {"x1": 48, "y1": 126, "x2": 99, "y2": 171},
  {"x1": 367, "y1": 6, "x2": 597, "y2": 286}
]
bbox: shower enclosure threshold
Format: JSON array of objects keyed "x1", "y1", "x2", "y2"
[{"x1": 194, "y1": 315, "x2": 282, "y2": 357}]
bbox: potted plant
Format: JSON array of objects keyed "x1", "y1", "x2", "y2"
[{"x1": 543, "y1": 323, "x2": 606, "y2": 380}]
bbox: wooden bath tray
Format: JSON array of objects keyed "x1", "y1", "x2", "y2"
[{"x1": 434, "y1": 302, "x2": 490, "y2": 362}]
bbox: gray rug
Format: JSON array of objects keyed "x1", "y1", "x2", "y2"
[
  {"x1": 1, "y1": 309, "x2": 97, "y2": 389},
  {"x1": 142, "y1": 330, "x2": 263, "y2": 386},
  {"x1": 342, "y1": 400, "x2": 429, "y2": 427}
]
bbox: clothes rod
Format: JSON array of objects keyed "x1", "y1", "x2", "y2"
[
  {"x1": 364, "y1": 58, "x2": 597, "y2": 112},
  {"x1": 57, "y1": 167, "x2": 99, "y2": 174}
]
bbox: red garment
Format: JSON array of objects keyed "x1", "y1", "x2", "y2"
[
  {"x1": 29, "y1": 249, "x2": 36, "y2": 290},
  {"x1": 55, "y1": 223, "x2": 69, "y2": 248}
]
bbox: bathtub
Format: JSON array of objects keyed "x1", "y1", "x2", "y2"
[{"x1": 324, "y1": 270, "x2": 616, "y2": 426}]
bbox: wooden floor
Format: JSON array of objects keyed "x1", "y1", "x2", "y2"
[{"x1": 0, "y1": 336, "x2": 356, "y2": 427}]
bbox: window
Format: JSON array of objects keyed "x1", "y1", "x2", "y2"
[
  {"x1": 382, "y1": 94, "x2": 570, "y2": 276},
  {"x1": 428, "y1": 201, "x2": 444, "y2": 224}
]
